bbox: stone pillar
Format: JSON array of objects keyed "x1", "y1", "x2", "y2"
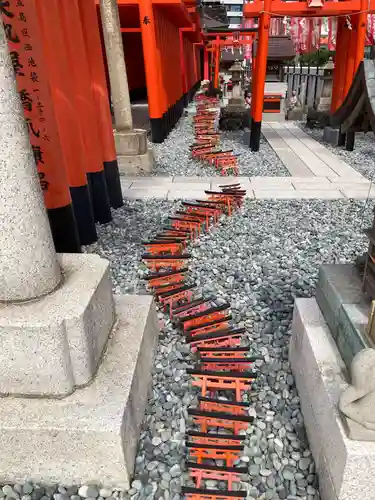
[
  {"x1": 99, "y1": 0, "x2": 133, "y2": 131},
  {"x1": 99, "y1": 0, "x2": 154, "y2": 174},
  {"x1": 0, "y1": 22, "x2": 61, "y2": 302}
]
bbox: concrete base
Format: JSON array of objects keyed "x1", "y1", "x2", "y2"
[
  {"x1": 317, "y1": 97, "x2": 332, "y2": 112},
  {"x1": 315, "y1": 264, "x2": 373, "y2": 368},
  {"x1": 0, "y1": 254, "x2": 115, "y2": 397},
  {"x1": 0, "y1": 294, "x2": 159, "y2": 489},
  {"x1": 117, "y1": 148, "x2": 154, "y2": 175},
  {"x1": 114, "y1": 129, "x2": 148, "y2": 156},
  {"x1": 286, "y1": 106, "x2": 304, "y2": 120},
  {"x1": 323, "y1": 126, "x2": 341, "y2": 146},
  {"x1": 114, "y1": 129, "x2": 154, "y2": 175},
  {"x1": 290, "y1": 298, "x2": 375, "y2": 500}
]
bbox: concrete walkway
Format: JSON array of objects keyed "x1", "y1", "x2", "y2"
[
  {"x1": 262, "y1": 122, "x2": 364, "y2": 179},
  {"x1": 120, "y1": 176, "x2": 375, "y2": 200},
  {"x1": 121, "y1": 121, "x2": 375, "y2": 200}
]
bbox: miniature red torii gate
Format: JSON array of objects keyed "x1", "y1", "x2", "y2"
[{"x1": 243, "y1": 0, "x2": 375, "y2": 151}]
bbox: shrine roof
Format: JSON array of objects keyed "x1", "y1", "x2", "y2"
[
  {"x1": 253, "y1": 35, "x2": 295, "y2": 60},
  {"x1": 221, "y1": 49, "x2": 245, "y2": 62}
]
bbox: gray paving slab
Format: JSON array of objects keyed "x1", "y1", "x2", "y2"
[
  {"x1": 268, "y1": 123, "x2": 337, "y2": 177},
  {"x1": 122, "y1": 188, "x2": 168, "y2": 199},
  {"x1": 283, "y1": 123, "x2": 365, "y2": 179},
  {"x1": 262, "y1": 125, "x2": 315, "y2": 177}
]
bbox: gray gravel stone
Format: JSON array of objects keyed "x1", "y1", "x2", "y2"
[
  {"x1": 98, "y1": 491, "x2": 112, "y2": 499},
  {"x1": 78, "y1": 487, "x2": 98, "y2": 499},
  {"x1": 22, "y1": 489, "x2": 33, "y2": 498},
  {"x1": 83, "y1": 198, "x2": 373, "y2": 500},
  {"x1": 2, "y1": 487, "x2": 18, "y2": 500},
  {"x1": 146, "y1": 115, "x2": 289, "y2": 177}
]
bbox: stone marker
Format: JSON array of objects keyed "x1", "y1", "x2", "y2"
[
  {"x1": 99, "y1": 0, "x2": 154, "y2": 174},
  {"x1": 0, "y1": 24, "x2": 61, "y2": 302},
  {"x1": 0, "y1": 22, "x2": 159, "y2": 486}
]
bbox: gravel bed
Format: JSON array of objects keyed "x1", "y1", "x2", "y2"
[
  {"x1": 297, "y1": 123, "x2": 375, "y2": 181},
  {"x1": 147, "y1": 115, "x2": 290, "y2": 177},
  {"x1": 128, "y1": 199, "x2": 370, "y2": 500},
  {"x1": 3, "y1": 199, "x2": 371, "y2": 500},
  {"x1": 84, "y1": 199, "x2": 179, "y2": 294}
]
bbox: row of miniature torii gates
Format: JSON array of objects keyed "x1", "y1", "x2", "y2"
[{"x1": 206, "y1": 0, "x2": 372, "y2": 151}]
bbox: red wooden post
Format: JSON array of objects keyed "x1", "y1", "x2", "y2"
[
  {"x1": 58, "y1": 0, "x2": 112, "y2": 225},
  {"x1": 3, "y1": 0, "x2": 81, "y2": 252},
  {"x1": 250, "y1": 0, "x2": 271, "y2": 151},
  {"x1": 140, "y1": 0, "x2": 166, "y2": 142},
  {"x1": 78, "y1": 0, "x2": 123, "y2": 209}
]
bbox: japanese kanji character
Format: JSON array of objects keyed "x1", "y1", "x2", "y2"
[
  {"x1": 38, "y1": 172, "x2": 49, "y2": 191},
  {"x1": 19, "y1": 89, "x2": 32, "y2": 111},
  {"x1": 10, "y1": 51, "x2": 24, "y2": 75},
  {"x1": 143, "y1": 16, "x2": 150, "y2": 25},
  {"x1": 24, "y1": 43, "x2": 32, "y2": 51},
  {"x1": 26, "y1": 118, "x2": 40, "y2": 138},
  {"x1": 3, "y1": 23, "x2": 20, "y2": 43},
  {"x1": 0, "y1": 2, "x2": 13, "y2": 18},
  {"x1": 16, "y1": 0, "x2": 25, "y2": 6},
  {"x1": 21, "y1": 28, "x2": 29, "y2": 37},
  {"x1": 18, "y1": 12, "x2": 26, "y2": 22},
  {"x1": 42, "y1": 133, "x2": 50, "y2": 142},
  {"x1": 36, "y1": 101, "x2": 44, "y2": 114},
  {"x1": 30, "y1": 71, "x2": 39, "y2": 83},
  {"x1": 28, "y1": 56, "x2": 36, "y2": 67},
  {"x1": 32, "y1": 145, "x2": 44, "y2": 164}
]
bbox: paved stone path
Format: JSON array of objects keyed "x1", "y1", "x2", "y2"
[
  {"x1": 122, "y1": 121, "x2": 375, "y2": 200},
  {"x1": 120, "y1": 176, "x2": 375, "y2": 200}
]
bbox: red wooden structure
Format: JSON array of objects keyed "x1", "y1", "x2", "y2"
[
  {"x1": 98, "y1": 0, "x2": 203, "y2": 142},
  {"x1": 243, "y1": 0, "x2": 374, "y2": 150}
]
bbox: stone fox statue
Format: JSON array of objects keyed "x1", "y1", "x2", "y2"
[{"x1": 339, "y1": 348, "x2": 375, "y2": 431}]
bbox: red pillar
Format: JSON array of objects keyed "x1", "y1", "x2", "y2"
[
  {"x1": 344, "y1": 19, "x2": 358, "y2": 97},
  {"x1": 78, "y1": 0, "x2": 123, "y2": 209},
  {"x1": 355, "y1": 0, "x2": 368, "y2": 72},
  {"x1": 250, "y1": 0, "x2": 271, "y2": 151},
  {"x1": 214, "y1": 36, "x2": 220, "y2": 88},
  {"x1": 58, "y1": 0, "x2": 112, "y2": 225},
  {"x1": 179, "y1": 29, "x2": 187, "y2": 97},
  {"x1": 4, "y1": 0, "x2": 81, "y2": 251},
  {"x1": 139, "y1": 0, "x2": 166, "y2": 142},
  {"x1": 204, "y1": 45, "x2": 209, "y2": 80},
  {"x1": 331, "y1": 18, "x2": 348, "y2": 112}
]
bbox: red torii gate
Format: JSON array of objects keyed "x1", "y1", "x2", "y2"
[
  {"x1": 244, "y1": 0, "x2": 375, "y2": 151},
  {"x1": 203, "y1": 29, "x2": 258, "y2": 88}
]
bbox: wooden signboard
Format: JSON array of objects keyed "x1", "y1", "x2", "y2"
[{"x1": 1, "y1": 0, "x2": 70, "y2": 209}]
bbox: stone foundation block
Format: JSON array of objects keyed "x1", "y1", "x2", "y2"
[
  {"x1": 0, "y1": 295, "x2": 159, "y2": 489},
  {"x1": 0, "y1": 254, "x2": 115, "y2": 397},
  {"x1": 118, "y1": 148, "x2": 154, "y2": 175},
  {"x1": 114, "y1": 129, "x2": 148, "y2": 156},
  {"x1": 290, "y1": 298, "x2": 375, "y2": 500},
  {"x1": 323, "y1": 126, "x2": 341, "y2": 146}
]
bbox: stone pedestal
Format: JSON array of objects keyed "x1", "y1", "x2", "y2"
[
  {"x1": 99, "y1": 0, "x2": 154, "y2": 174},
  {"x1": 315, "y1": 264, "x2": 372, "y2": 369},
  {"x1": 286, "y1": 106, "x2": 304, "y2": 120},
  {"x1": 115, "y1": 129, "x2": 153, "y2": 174},
  {"x1": 0, "y1": 30, "x2": 159, "y2": 486},
  {"x1": 290, "y1": 298, "x2": 375, "y2": 500},
  {"x1": 323, "y1": 126, "x2": 341, "y2": 145},
  {"x1": 0, "y1": 292, "x2": 158, "y2": 488}
]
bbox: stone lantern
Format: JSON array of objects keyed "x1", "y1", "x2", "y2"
[
  {"x1": 228, "y1": 59, "x2": 245, "y2": 106},
  {"x1": 317, "y1": 57, "x2": 335, "y2": 112}
]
